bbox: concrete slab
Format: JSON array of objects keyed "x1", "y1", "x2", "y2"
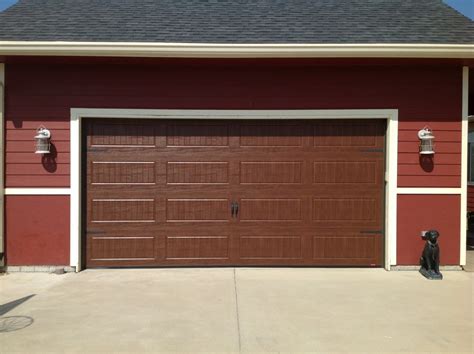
[
  {"x1": 236, "y1": 268, "x2": 473, "y2": 353},
  {"x1": 1, "y1": 269, "x2": 239, "y2": 353},
  {"x1": 464, "y1": 246, "x2": 474, "y2": 272},
  {"x1": 0, "y1": 268, "x2": 472, "y2": 353}
]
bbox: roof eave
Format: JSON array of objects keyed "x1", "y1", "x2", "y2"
[{"x1": 0, "y1": 41, "x2": 473, "y2": 58}]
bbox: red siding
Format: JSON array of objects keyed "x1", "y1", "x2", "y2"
[
  {"x1": 397, "y1": 195, "x2": 460, "y2": 265},
  {"x1": 2, "y1": 59, "x2": 464, "y2": 266},
  {"x1": 5, "y1": 196, "x2": 70, "y2": 265},
  {"x1": 5, "y1": 120, "x2": 70, "y2": 187},
  {"x1": 468, "y1": 185, "x2": 474, "y2": 212},
  {"x1": 4, "y1": 60, "x2": 462, "y2": 188}
]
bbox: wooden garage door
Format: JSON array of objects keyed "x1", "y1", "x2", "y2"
[{"x1": 84, "y1": 119, "x2": 385, "y2": 267}]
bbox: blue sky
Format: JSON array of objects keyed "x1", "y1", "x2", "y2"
[
  {"x1": 444, "y1": 0, "x2": 474, "y2": 19},
  {"x1": 0, "y1": 0, "x2": 473, "y2": 19},
  {"x1": 0, "y1": 0, "x2": 17, "y2": 12}
]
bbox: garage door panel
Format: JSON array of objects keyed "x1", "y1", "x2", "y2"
[
  {"x1": 313, "y1": 120, "x2": 383, "y2": 148},
  {"x1": 90, "y1": 198, "x2": 156, "y2": 223},
  {"x1": 239, "y1": 236, "x2": 303, "y2": 260},
  {"x1": 239, "y1": 198, "x2": 303, "y2": 222},
  {"x1": 167, "y1": 123, "x2": 230, "y2": 147},
  {"x1": 165, "y1": 235, "x2": 230, "y2": 260},
  {"x1": 166, "y1": 161, "x2": 230, "y2": 184},
  {"x1": 85, "y1": 118, "x2": 385, "y2": 267},
  {"x1": 90, "y1": 161, "x2": 156, "y2": 185},
  {"x1": 312, "y1": 197, "x2": 379, "y2": 222},
  {"x1": 313, "y1": 161, "x2": 380, "y2": 184},
  {"x1": 166, "y1": 198, "x2": 230, "y2": 222},
  {"x1": 312, "y1": 235, "x2": 382, "y2": 265},
  {"x1": 89, "y1": 236, "x2": 156, "y2": 261},
  {"x1": 90, "y1": 122, "x2": 156, "y2": 147},
  {"x1": 240, "y1": 161, "x2": 303, "y2": 184},
  {"x1": 239, "y1": 123, "x2": 306, "y2": 147}
]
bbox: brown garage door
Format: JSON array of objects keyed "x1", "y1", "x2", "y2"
[{"x1": 84, "y1": 119, "x2": 385, "y2": 268}]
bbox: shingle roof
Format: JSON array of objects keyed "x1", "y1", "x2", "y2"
[{"x1": 0, "y1": 0, "x2": 472, "y2": 44}]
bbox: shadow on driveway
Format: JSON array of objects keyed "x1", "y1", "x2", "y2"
[
  {"x1": 0, "y1": 294, "x2": 35, "y2": 316},
  {"x1": 0, "y1": 295, "x2": 35, "y2": 333},
  {"x1": 0, "y1": 316, "x2": 34, "y2": 333}
]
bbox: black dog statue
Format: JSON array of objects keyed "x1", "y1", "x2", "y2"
[{"x1": 419, "y1": 230, "x2": 442, "y2": 280}]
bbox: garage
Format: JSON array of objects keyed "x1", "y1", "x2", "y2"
[{"x1": 85, "y1": 118, "x2": 385, "y2": 267}]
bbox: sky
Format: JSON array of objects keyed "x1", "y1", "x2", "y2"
[
  {"x1": 0, "y1": 0, "x2": 17, "y2": 12},
  {"x1": 444, "y1": 0, "x2": 474, "y2": 19},
  {"x1": 0, "y1": 0, "x2": 473, "y2": 19}
]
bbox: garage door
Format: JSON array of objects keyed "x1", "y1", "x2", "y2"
[{"x1": 85, "y1": 119, "x2": 385, "y2": 268}]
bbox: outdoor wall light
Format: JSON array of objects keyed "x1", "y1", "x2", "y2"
[
  {"x1": 34, "y1": 126, "x2": 52, "y2": 154},
  {"x1": 418, "y1": 127, "x2": 435, "y2": 155}
]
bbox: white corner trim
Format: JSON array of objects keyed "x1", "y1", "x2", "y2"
[
  {"x1": 386, "y1": 111, "x2": 398, "y2": 269},
  {"x1": 397, "y1": 188, "x2": 462, "y2": 195},
  {"x1": 0, "y1": 63, "x2": 4, "y2": 266},
  {"x1": 70, "y1": 115, "x2": 81, "y2": 270},
  {"x1": 70, "y1": 108, "x2": 399, "y2": 271},
  {"x1": 461, "y1": 67, "x2": 469, "y2": 266},
  {"x1": 4, "y1": 188, "x2": 71, "y2": 195},
  {"x1": 0, "y1": 42, "x2": 473, "y2": 59}
]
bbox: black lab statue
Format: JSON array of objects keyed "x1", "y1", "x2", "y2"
[{"x1": 419, "y1": 230, "x2": 442, "y2": 280}]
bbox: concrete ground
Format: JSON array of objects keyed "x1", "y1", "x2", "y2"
[
  {"x1": 465, "y1": 245, "x2": 474, "y2": 272},
  {"x1": 0, "y1": 269, "x2": 472, "y2": 353}
]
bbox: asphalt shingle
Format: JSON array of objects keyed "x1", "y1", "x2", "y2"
[{"x1": 0, "y1": 0, "x2": 472, "y2": 44}]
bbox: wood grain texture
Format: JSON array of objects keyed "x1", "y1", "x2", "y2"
[
  {"x1": 85, "y1": 118, "x2": 385, "y2": 267},
  {"x1": 468, "y1": 185, "x2": 474, "y2": 212}
]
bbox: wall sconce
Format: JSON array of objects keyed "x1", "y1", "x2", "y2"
[
  {"x1": 34, "y1": 126, "x2": 51, "y2": 154},
  {"x1": 418, "y1": 127, "x2": 435, "y2": 155}
]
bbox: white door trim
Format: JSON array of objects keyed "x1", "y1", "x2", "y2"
[{"x1": 70, "y1": 108, "x2": 399, "y2": 271}]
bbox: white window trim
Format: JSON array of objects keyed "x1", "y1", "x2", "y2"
[{"x1": 70, "y1": 108, "x2": 399, "y2": 271}]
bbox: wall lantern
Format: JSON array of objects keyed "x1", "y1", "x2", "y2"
[
  {"x1": 34, "y1": 126, "x2": 51, "y2": 154},
  {"x1": 418, "y1": 127, "x2": 435, "y2": 155}
]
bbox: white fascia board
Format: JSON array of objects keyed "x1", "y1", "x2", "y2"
[{"x1": 0, "y1": 42, "x2": 473, "y2": 58}]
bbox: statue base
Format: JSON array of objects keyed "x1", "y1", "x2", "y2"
[{"x1": 419, "y1": 268, "x2": 443, "y2": 280}]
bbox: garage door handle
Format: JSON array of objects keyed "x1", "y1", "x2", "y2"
[{"x1": 230, "y1": 202, "x2": 239, "y2": 217}]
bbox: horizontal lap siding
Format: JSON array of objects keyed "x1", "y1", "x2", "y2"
[
  {"x1": 5, "y1": 120, "x2": 70, "y2": 187},
  {"x1": 4, "y1": 61, "x2": 462, "y2": 188},
  {"x1": 398, "y1": 122, "x2": 461, "y2": 187}
]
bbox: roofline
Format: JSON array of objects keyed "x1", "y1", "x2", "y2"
[{"x1": 0, "y1": 42, "x2": 473, "y2": 58}]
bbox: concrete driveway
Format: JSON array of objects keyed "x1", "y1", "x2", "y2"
[{"x1": 0, "y1": 268, "x2": 472, "y2": 353}]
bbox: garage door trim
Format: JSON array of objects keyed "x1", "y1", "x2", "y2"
[{"x1": 70, "y1": 108, "x2": 399, "y2": 271}]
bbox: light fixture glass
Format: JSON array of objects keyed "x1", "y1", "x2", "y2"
[
  {"x1": 418, "y1": 127, "x2": 435, "y2": 155},
  {"x1": 34, "y1": 126, "x2": 51, "y2": 154}
]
